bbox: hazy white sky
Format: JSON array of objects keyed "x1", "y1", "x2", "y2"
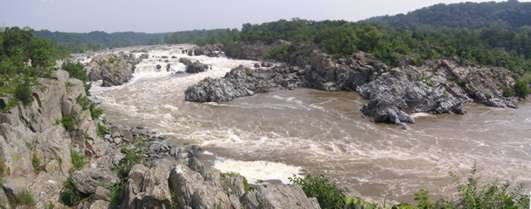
[{"x1": 0, "y1": 0, "x2": 526, "y2": 32}]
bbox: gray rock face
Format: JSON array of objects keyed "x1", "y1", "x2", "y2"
[
  {"x1": 188, "y1": 44, "x2": 225, "y2": 57},
  {"x1": 357, "y1": 60, "x2": 516, "y2": 124},
  {"x1": 242, "y1": 184, "x2": 320, "y2": 209},
  {"x1": 87, "y1": 52, "x2": 141, "y2": 87},
  {"x1": 120, "y1": 163, "x2": 173, "y2": 209},
  {"x1": 185, "y1": 65, "x2": 304, "y2": 102},
  {"x1": 72, "y1": 168, "x2": 119, "y2": 195},
  {"x1": 304, "y1": 51, "x2": 387, "y2": 91},
  {"x1": 179, "y1": 58, "x2": 210, "y2": 73}
]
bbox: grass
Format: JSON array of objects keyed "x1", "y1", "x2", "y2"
[
  {"x1": 31, "y1": 151, "x2": 44, "y2": 173},
  {"x1": 97, "y1": 122, "x2": 110, "y2": 137},
  {"x1": 62, "y1": 115, "x2": 79, "y2": 131},
  {"x1": 70, "y1": 149, "x2": 86, "y2": 171},
  {"x1": 59, "y1": 177, "x2": 87, "y2": 206},
  {"x1": 15, "y1": 190, "x2": 35, "y2": 206},
  {"x1": 222, "y1": 172, "x2": 251, "y2": 192},
  {"x1": 515, "y1": 79, "x2": 529, "y2": 98},
  {"x1": 14, "y1": 80, "x2": 33, "y2": 105}
]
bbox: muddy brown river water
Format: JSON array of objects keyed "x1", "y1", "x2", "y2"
[{"x1": 89, "y1": 45, "x2": 531, "y2": 203}]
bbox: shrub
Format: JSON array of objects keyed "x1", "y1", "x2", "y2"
[
  {"x1": 62, "y1": 62, "x2": 87, "y2": 82},
  {"x1": 290, "y1": 175, "x2": 346, "y2": 209},
  {"x1": 515, "y1": 79, "x2": 529, "y2": 98},
  {"x1": 15, "y1": 190, "x2": 35, "y2": 206},
  {"x1": 31, "y1": 151, "x2": 43, "y2": 172},
  {"x1": 61, "y1": 115, "x2": 78, "y2": 131},
  {"x1": 503, "y1": 86, "x2": 514, "y2": 97},
  {"x1": 90, "y1": 104, "x2": 104, "y2": 120},
  {"x1": 76, "y1": 95, "x2": 91, "y2": 110},
  {"x1": 97, "y1": 122, "x2": 110, "y2": 137},
  {"x1": 115, "y1": 138, "x2": 146, "y2": 178},
  {"x1": 60, "y1": 177, "x2": 86, "y2": 206},
  {"x1": 14, "y1": 80, "x2": 33, "y2": 105},
  {"x1": 70, "y1": 149, "x2": 86, "y2": 171}
]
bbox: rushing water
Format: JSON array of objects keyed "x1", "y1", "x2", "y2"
[{"x1": 90, "y1": 45, "x2": 531, "y2": 202}]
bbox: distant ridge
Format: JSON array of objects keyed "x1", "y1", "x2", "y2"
[{"x1": 367, "y1": 0, "x2": 531, "y2": 30}]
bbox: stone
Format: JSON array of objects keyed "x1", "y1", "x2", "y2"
[
  {"x1": 87, "y1": 52, "x2": 140, "y2": 87},
  {"x1": 71, "y1": 168, "x2": 119, "y2": 195}
]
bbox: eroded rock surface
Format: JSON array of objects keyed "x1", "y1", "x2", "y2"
[{"x1": 87, "y1": 52, "x2": 142, "y2": 87}]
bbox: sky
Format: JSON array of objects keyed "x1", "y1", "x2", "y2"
[{"x1": 0, "y1": 0, "x2": 526, "y2": 33}]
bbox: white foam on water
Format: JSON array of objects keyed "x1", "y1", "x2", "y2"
[
  {"x1": 411, "y1": 112, "x2": 433, "y2": 118},
  {"x1": 213, "y1": 158, "x2": 303, "y2": 184}
]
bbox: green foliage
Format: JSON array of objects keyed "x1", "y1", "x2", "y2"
[
  {"x1": 368, "y1": 1, "x2": 531, "y2": 30},
  {"x1": 61, "y1": 115, "x2": 79, "y2": 131},
  {"x1": 1, "y1": 98, "x2": 18, "y2": 112},
  {"x1": 515, "y1": 79, "x2": 529, "y2": 98},
  {"x1": 31, "y1": 151, "x2": 43, "y2": 172},
  {"x1": 97, "y1": 122, "x2": 110, "y2": 137},
  {"x1": 0, "y1": 27, "x2": 63, "y2": 104},
  {"x1": 15, "y1": 190, "x2": 35, "y2": 206},
  {"x1": 290, "y1": 175, "x2": 347, "y2": 209},
  {"x1": 503, "y1": 87, "x2": 515, "y2": 97},
  {"x1": 60, "y1": 177, "x2": 87, "y2": 206},
  {"x1": 115, "y1": 137, "x2": 146, "y2": 179},
  {"x1": 109, "y1": 182, "x2": 125, "y2": 209},
  {"x1": 90, "y1": 104, "x2": 104, "y2": 120},
  {"x1": 293, "y1": 171, "x2": 529, "y2": 209},
  {"x1": 70, "y1": 149, "x2": 86, "y2": 171},
  {"x1": 76, "y1": 95, "x2": 91, "y2": 110},
  {"x1": 14, "y1": 80, "x2": 33, "y2": 105},
  {"x1": 264, "y1": 43, "x2": 290, "y2": 61},
  {"x1": 63, "y1": 62, "x2": 87, "y2": 82}
]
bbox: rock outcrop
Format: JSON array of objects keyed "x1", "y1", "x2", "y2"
[
  {"x1": 185, "y1": 65, "x2": 305, "y2": 102},
  {"x1": 187, "y1": 44, "x2": 225, "y2": 57},
  {"x1": 304, "y1": 51, "x2": 388, "y2": 91},
  {"x1": 179, "y1": 58, "x2": 210, "y2": 74},
  {"x1": 357, "y1": 60, "x2": 517, "y2": 124},
  {"x1": 87, "y1": 52, "x2": 141, "y2": 87}
]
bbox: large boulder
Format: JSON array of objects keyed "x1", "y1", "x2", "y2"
[
  {"x1": 87, "y1": 52, "x2": 141, "y2": 87},
  {"x1": 188, "y1": 44, "x2": 225, "y2": 57},
  {"x1": 119, "y1": 163, "x2": 173, "y2": 209},
  {"x1": 179, "y1": 58, "x2": 210, "y2": 74},
  {"x1": 185, "y1": 65, "x2": 304, "y2": 102},
  {"x1": 304, "y1": 51, "x2": 387, "y2": 91},
  {"x1": 71, "y1": 168, "x2": 119, "y2": 195},
  {"x1": 242, "y1": 183, "x2": 320, "y2": 209},
  {"x1": 357, "y1": 60, "x2": 516, "y2": 124}
]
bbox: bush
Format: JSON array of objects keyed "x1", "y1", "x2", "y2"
[
  {"x1": 290, "y1": 175, "x2": 346, "y2": 209},
  {"x1": 15, "y1": 190, "x2": 35, "y2": 206},
  {"x1": 90, "y1": 104, "x2": 104, "y2": 120},
  {"x1": 515, "y1": 79, "x2": 529, "y2": 98},
  {"x1": 62, "y1": 62, "x2": 87, "y2": 82},
  {"x1": 503, "y1": 86, "x2": 514, "y2": 97},
  {"x1": 115, "y1": 138, "x2": 146, "y2": 178},
  {"x1": 97, "y1": 122, "x2": 110, "y2": 137},
  {"x1": 14, "y1": 81, "x2": 33, "y2": 105},
  {"x1": 60, "y1": 177, "x2": 86, "y2": 206},
  {"x1": 62, "y1": 115, "x2": 78, "y2": 131},
  {"x1": 70, "y1": 149, "x2": 86, "y2": 171}
]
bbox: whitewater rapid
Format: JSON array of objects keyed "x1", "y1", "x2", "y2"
[{"x1": 90, "y1": 45, "x2": 531, "y2": 202}]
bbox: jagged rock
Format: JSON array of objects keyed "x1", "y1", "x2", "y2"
[
  {"x1": 305, "y1": 51, "x2": 387, "y2": 91},
  {"x1": 357, "y1": 60, "x2": 516, "y2": 124},
  {"x1": 185, "y1": 65, "x2": 304, "y2": 102},
  {"x1": 87, "y1": 53, "x2": 141, "y2": 87},
  {"x1": 120, "y1": 163, "x2": 172, "y2": 209},
  {"x1": 71, "y1": 168, "x2": 119, "y2": 195},
  {"x1": 242, "y1": 183, "x2": 321, "y2": 209},
  {"x1": 188, "y1": 44, "x2": 225, "y2": 57},
  {"x1": 179, "y1": 58, "x2": 210, "y2": 73},
  {"x1": 168, "y1": 161, "x2": 243, "y2": 209}
]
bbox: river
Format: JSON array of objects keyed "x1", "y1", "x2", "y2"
[{"x1": 89, "y1": 45, "x2": 531, "y2": 202}]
